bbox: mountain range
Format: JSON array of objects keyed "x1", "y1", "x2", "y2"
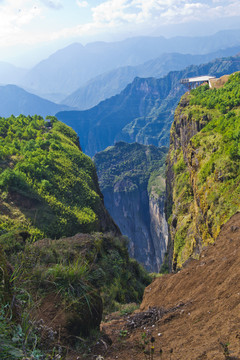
[
  {"x1": 56, "y1": 53, "x2": 240, "y2": 157},
  {"x1": 61, "y1": 46, "x2": 240, "y2": 110},
  {"x1": 16, "y1": 29, "x2": 240, "y2": 102}
]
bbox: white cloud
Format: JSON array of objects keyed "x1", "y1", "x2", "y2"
[
  {"x1": 0, "y1": 1, "x2": 43, "y2": 46},
  {"x1": 40, "y1": 0, "x2": 63, "y2": 10},
  {"x1": 40, "y1": 0, "x2": 240, "y2": 43},
  {"x1": 0, "y1": 0, "x2": 240, "y2": 50},
  {"x1": 90, "y1": 0, "x2": 240, "y2": 28},
  {"x1": 76, "y1": 0, "x2": 88, "y2": 8}
]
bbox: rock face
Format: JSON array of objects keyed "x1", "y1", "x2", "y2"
[
  {"x1": 166, "y1": 73, "x2": 240, "y2": 270},
  {"x1": 103, "y1": 186, "x2": 168, "y2": 272},
  {"x1": 149, "y1": 195, "x2": 168, "y2": 270},
  {"x1": 94, "y1": 142, "x2": 168, "y2": 272}
]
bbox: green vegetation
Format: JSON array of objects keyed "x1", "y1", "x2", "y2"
[
  {"x1": 0, "y1": 115, "x2": 152, "y2": 357},
  {"x1": 0, "y1": 247, "x2": 63, "y2": 360},
  {"x1": 94, "y1": 141, "x2": 168, "y2": 197},
  {"x1": 148, "y1": 167, "x2": 166, "y2": 198},
  {"x1": 0, "y1": 233, "x2": 151, "y2": 357},
  {"x1": 169, "y1": 73, "x2": 240, "y2": 266},
  {"x1": 0, "y1": 114, "x2": 109, "y2": 247},
  {"x1": 190, "y1": 74, "x2": 240, "y2": 113},
  {"x1": 21, "y1": 233, "x2": 151, "y2": 314}
]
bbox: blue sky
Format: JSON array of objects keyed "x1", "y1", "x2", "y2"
[{"x1": 1, "y1": 0, "x2": 240, "y2": 67}]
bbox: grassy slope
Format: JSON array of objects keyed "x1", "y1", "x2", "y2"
[
  {"x1": 0, "y1": 115, "x2": 115, "y2": 251},
  {"x1": 0, "y1": 117, "x2": 151, "y2": 359},
  {"x1": 169, "y1": 73, "x2": 240, "y2": 267},
  {"x1": 0, "y1": 231, "x2": 151, "y2": 359}
]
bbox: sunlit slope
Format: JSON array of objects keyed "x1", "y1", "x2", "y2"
[
  {"x1": 0, "y1": 115, "x2": 116, "y2": 249},
  {"x1": 167, "y1": 72, "x2": 240, "y2": 268}
]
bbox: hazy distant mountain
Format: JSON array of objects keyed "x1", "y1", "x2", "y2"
[
  {"x1": 0, "y1": 62, "x2": 27, "y2": 85},
  {"x1": 56, "y1": 54, "x2": 240, "y2": 157},
  {"x1": 61, "y1": 66, "x2": 139, "y2": 110},
  {"x1": 61, "y1": 46, "x2": 240, "y2": 110},
  {"x1": 21, "y1": 30, "x2": 240, "y2": 102},
  {"x1": 0, "y1": 85, "x2": 73, "y2": 118}
]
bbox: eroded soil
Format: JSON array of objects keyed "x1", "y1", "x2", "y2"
[{"x1": 66, "y1": 212, "x2": 240, "y2": 359}]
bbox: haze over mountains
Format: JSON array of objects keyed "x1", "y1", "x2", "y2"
[
  {"x1": 0, "y1": 30, "x2": 240, "y2": 120},
  {"x1": 0, "y1": 85, "x2": 73, "y2": 118},
  {"x1": 56, "y1": 53, "x2": 240, "y2": 156},
  {"x1": 61, "y1": 46, "x2": 240, "y2": 110},
  {"x1": 0, "y1": 62, "x2": 27, "y2": 85},
  {"x1": 11, "y1": 29, "x2": 240, "y2": 102}
]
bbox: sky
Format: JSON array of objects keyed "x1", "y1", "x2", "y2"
[{"x1": 1, "y1": 0, "x2": 240, "y2": 67}]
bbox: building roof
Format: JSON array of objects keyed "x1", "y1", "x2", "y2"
[{"x1": 181, "y1": 75, "x2": 216, "y2": 84}]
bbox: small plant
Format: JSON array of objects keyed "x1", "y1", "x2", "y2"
[
  {"x1": 119, "y1": 303, "x2": 138, "y2": 316},
  {"x1": 220, "y1": 341, "x2": 230, "y2": 359},
  {"x1": 140, "y1": 333, "x2": 156, "y2": 360},
  {"x1": 118, "y1": 329, "x2": 128, "y2": 340},
  {"x1": 96, "y1": 356, "x2": 104, "y2": 360},
  {"x1": 139, "y1": 331, "x2": 149, "y2": 349},
  {"x1": 0, "y1": 302, "x2": 62, "y2": 360}
]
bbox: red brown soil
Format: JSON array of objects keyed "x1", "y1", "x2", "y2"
[
  {"x1": 210, "y1": 75, "x2": 231, "y2": 89},
  {"x1": 72, "y1": 212, "x2": 240, "y2": 360},
  {"x1": 210, "y1": 72, "x2": 240, "y2": 89}
]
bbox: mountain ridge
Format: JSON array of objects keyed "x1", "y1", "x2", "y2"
[
  {"x1": 0, "y1": 84, "x2": 74, "y2": 118},
  {"x1": 61, "y1": 46, "x2": 240, "y2": 110},
  {"x1": 56, "y1": 53, "x2": 240, "y2": 157},
  {"x1": 0, "y1": 61, "x2": 27, "y2": 85},
  {"x1": 20, "y1": 29, "x2": 240, "y2": 101}
]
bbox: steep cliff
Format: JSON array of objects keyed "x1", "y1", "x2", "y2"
[
  {"x1": 166, "y1": 73, "x2": 240, "y2": 270},
  {"x1": 149, "y1": 194, "x2": 168, "y2": 270},
  {"x1": 94, "y1": 142, "x2": 168, "y2": 272}
]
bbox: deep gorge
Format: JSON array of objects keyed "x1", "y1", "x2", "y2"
[{"x1": 94, "y1": 141, "x2": 168, "y2": 272}]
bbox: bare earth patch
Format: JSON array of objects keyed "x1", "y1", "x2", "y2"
[{"x1": 66, "y1": 212, "x2": 240, "y2": 359}]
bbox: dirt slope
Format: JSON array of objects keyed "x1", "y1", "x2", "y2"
[
  {"x1": 94, "y1": 212, "x2": 240, "y2": 360},
  {"x1": 210, "y1": 72, "x2": 240, "y2": 88}
]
